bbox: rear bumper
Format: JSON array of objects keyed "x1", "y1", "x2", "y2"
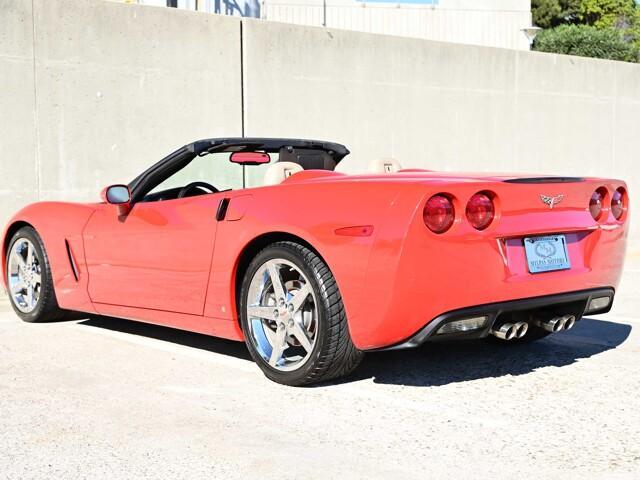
[
  {"x1": 375, "y1": 287, "x2": 614, "y2": 351},
  {"x1": 350, "y1": 223, "x2": 626, "y2": 350},
  {"x1": 343, "y1": 178, "x2": 628, "y2": 351}
]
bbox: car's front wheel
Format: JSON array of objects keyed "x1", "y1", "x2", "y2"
[
  {"x1": 240, "y1": 241, "x2": 363, "y2": 386},
  {"x1": 5, "y1": 226, "x2": 66, "y2": 323}
]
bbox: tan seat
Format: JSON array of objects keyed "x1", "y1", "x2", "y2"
[
  {"x1": 368, "y1": 158, "x2": 402, "y2": 173},
  {"x1": 263, "y1": 162, "x2": 303, "y2": 186}
]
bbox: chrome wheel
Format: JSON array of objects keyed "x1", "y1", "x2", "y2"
[
  {"x1": 246, "y1": 259, "x2": 318, "y2": 372},
  {"x1": 7, "y1": 238, "x2": 42, "y2": 314}
]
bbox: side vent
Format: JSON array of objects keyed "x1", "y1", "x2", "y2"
[
  {"x1": 65, "y1": 239, "x2": 79, "y2": 281},
  {"x1": 216, "y1": 198, "x2": 230, "y2": 221}
]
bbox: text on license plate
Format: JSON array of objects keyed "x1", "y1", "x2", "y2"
[{"x1": 523, "y1": 235, "x2": 571, "y2": 273}]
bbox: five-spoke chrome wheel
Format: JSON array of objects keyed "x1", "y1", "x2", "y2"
[
  {"x1": 246, "y1": 258, "x2": 318, "y2": 372},
  {"x1": 7, "y1": 238, "x2": 42, "y2": 314},
  {"x1": 241, "y1": 242, "x2": 363, "y2": 386}
]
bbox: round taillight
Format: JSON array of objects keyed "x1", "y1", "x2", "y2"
[
  {"x1": 466, "y1": 192, "x2": 495, "y2": 230},
  {"x1": 589, "y1": 188, "x2": 607, "y2": 220},
  {"x1": 424, "y1": 195, "x2": 455, "y2": 233},
  {"x1": 611, "y1": 187, "x2": 627, "y2": 220}
]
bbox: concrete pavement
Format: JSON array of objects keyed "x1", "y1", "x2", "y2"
[{"x1": 1, "y1": 281, "x2": 639, "y2": 479}]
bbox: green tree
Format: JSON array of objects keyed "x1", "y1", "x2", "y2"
[
  {"x1": 579, "y1": 0, "x2": 637, "y2": 28},
  {"x1": 630, "y1": 7, "x2": 640, "y2": 47},
  {"x1": 533, "y1": 23, "x2": 640, "y2": 62},
  {"x1": 532, "y1": 0, "x2": 582, "y2": 28}
]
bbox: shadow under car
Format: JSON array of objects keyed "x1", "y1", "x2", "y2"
[{"x1": 77, "y1": 316, "x2": 631, "y2": 388}]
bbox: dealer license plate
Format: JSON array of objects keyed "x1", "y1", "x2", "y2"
[{"x1": 524, "y1": 235, "x2": 571, "y2": 273}]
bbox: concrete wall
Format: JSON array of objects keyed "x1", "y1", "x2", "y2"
[
  {"x1": 0, "y1": 0, "x2": 241, "y2": 230},
  {"x1": 242, "y1": 19, "x2": 640, "y2": 243},
  {"x1": 1, "y1": 0, "x2": 639, "y2": 247},
  {"x1": 0, "y1": 0, "x2": 38, "y2": 220}
]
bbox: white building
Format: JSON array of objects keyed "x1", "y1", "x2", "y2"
[{"x1": 117, "y1": 0, "x2": 534, "y2": 50}]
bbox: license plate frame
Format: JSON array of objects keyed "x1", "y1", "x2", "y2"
[{"x1": 524, "y1": 235, "x2": 571, "y2": 274}]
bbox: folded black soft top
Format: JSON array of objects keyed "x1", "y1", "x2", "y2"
[
  {"x1": 129, "y1": 137, "x2": 350, "y2": 201},
  {"x1": 188, "y1": 137, "x2": 350, "y2": 162}
]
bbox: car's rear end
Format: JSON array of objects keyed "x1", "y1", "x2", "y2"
[{"x1": 354, "y1": 173, "x2": 629, "y2": 350}]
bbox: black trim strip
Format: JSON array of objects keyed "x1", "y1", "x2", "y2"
[{"x1": 504, "y1": 177, "x2": 585, "y2": 184}]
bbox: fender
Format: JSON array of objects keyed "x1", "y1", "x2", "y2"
[
  {"x1": 202, "y1": 181, "x2": 418, "y2": 349},
  {"x1": 2, "y1": 202, "x2": 98, "y2": 313}
]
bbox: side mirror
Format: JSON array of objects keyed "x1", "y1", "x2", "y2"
[
  {"x1": 230, "y1": 151, "x2": 270, "y2": 165},
  {"x1": 103, "y1": 185, "x2": 131, "y2": 204},
  {"x1": 101, "y1": 184, "x2": 132, "y2": 216}
]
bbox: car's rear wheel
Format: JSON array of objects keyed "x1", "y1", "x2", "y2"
[
  {"x1": 6, "y1": 226, "x2": 66, "y2": 323},
  {"x1": 240, "y1": 241, "x2": 363, "y2": 386}
]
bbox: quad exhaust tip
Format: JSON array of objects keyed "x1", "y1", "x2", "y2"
[
  {"x1": 491, "y1": 321, "x2": 528, "y2": 341},
  {"x1": 535, "y1": 314, "x2": 576, "y2": 333},
  {"x1": 491, "y1": 315, "x2": 576, "y2": 341}
]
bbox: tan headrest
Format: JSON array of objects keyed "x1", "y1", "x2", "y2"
[
  {"x1": 263, "y1": 162, "x2": 303, "y2": 186},
  {"x1": 368, "y1": 158, "x2": 402, "y2": 173}
]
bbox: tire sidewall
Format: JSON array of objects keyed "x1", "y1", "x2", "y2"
[
  {"x1": 6, "y1": 227, "x2": 52, "y2": 323},
  {"x1": 240, "y1": 244, "x2": 331, "y2": 385}
]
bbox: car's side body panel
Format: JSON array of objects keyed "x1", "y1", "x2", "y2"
[
  {"x1": 83, "y1": 193, "x2": 224, "y2": 316},
  {"x1": 203, "y1": 177, "x2": 410, "y2": 342},
  {"x1": 2, "y1": 170, "x2": 629, "y2": 351},
  {"x1": 90, "y1": 302, "x2": 240, "y2": 340},
  {"x1": 2, "y1": 202, "x2": 98, "y2": 314}
]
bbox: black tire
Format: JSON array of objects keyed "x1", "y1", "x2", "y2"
[
  {"x1": 5, "y1": 226, "x2": 67, "y2": 323},
  {"x1": 240, "y1": 241, "x2": 363, "y2": 386}
]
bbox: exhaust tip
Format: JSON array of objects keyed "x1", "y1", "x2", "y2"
[
  {"x1": 515, "y1": 321, "x2": 529, "y2": 339},
  {"x1": 492, "y1": 323, "x2": 516, "y2": 340},
  {"x1": 553, "y1": 317, "x2": 565, "y2": 332},
  {"x1": 563, "y1": 315, "x2": 576, "y2": 330},
  {"x1": 534, "y1": 316, "x2": 563, "y2": 333}
]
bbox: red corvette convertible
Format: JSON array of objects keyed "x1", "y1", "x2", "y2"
[{"x1": 2, "y1": 138, "x2": 629, "y2": 385}]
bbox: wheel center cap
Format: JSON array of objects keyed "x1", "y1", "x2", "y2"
[{"x1": 274, "y1": 307, "x2": 289, "y2": 319}]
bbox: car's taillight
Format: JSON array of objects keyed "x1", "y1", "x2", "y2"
[
  {"x1": 611, "y1": 187, "x2": 627, "y2": 220},
  {"x1": 466, "y1": 192, "x2": 495, "y2": 230},
  {"x1": 424, "y1": 195, "x2": 455, "y2": 233},
  {"x1": 589, "y1": 188, "x2": 607, "y2": 220}
]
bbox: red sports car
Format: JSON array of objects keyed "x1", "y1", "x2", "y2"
[{"x1": 2, "y1": 138, "x2": 629, "y2": 385}]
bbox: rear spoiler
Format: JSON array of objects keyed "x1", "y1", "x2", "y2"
[{"x1": 504, "y1": 177, "x2": 585, "y2": 184}]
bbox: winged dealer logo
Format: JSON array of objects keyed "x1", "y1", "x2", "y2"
[{"x1": 540, "y1": 194, "x2": 564, "y2": 209}]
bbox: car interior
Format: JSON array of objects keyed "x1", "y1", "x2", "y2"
[{"x1": 140, "y1": 146, "x2": 402, "y2": 203}]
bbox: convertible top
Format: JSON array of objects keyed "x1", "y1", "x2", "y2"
[
  {"x1": 188, "y1": 137, "x2": 350, "y2": 162},
  {"x1": 129, "y1": 137, "x2": 350, "y2": 201}
]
